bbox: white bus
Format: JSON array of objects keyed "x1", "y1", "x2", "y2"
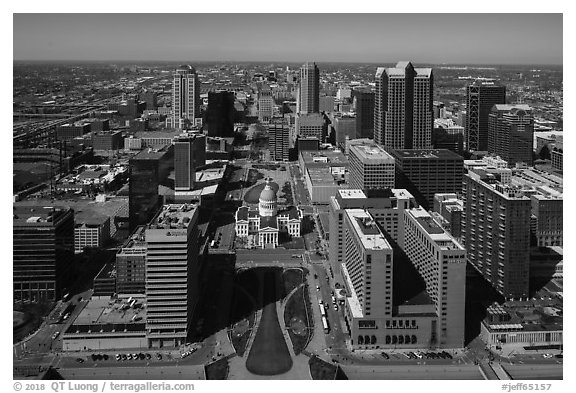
[
  {"x1": 321, "y1": 316, "x2": 330, "y2": 334},
  {"x1": 319, "y1": 304, "x2": 326, "y2": 317}
]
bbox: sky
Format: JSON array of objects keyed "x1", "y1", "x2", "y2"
[{"x1": 12, "y1": 13, "x2": 562, "y2": 65}]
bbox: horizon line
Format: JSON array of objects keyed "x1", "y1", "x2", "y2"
[{"x1": 12, "y1": 59, "x2": 564, "y2": 67}]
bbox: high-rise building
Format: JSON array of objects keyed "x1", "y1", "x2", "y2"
[
  {"x1": 145, "y1": 204, "x2": 200, "y2": 348},
  {"x1": 258, "y1": 85, "x2": 274, "y2": 122},
  {"x1": 462, "y1": 168, "x2": 531, "y2": 298},
  {"x1": 329, "y1": 190, "x2": 465, "y2": 349},
  {"x1": 432, "y1": 193, "x2": 463, "y2": 238},
  {"x1": 348, "y1": 139, "x2": 395, "y2": 190},
  {"x1": 268, "y1": 116, "x2": 289, "y2": 161},
  {"x1": 115, "y1": 226, "x2": 147, "y2": 294},
  {"x1": 329, "y1": 189, "x2": 415, "y2": 275},
  {"x1": 488, "y1": 104, "x2": 534, "y2": 166},
  {"x1": 206, "y1": 91, "x2": 235, "y2": 137},
  {"x1": 401, "y1": 208, "x2": 466, "y2": 348},
  {"x1": 174, "y1": 134, "x2": 206, "y2": 191},
  {"x1": 333, "y1": 114, "x2": 356, "y2": 150},
  {"x1": 433, "y1": 119, "x2": 464, "y2": 155},
  {"x1": 391, "y1": 149, "x2": 464, "y2": 210},
  {"x1": 352, "y1": 90, "x2": 375, "y2": 139},
  {"x1": 128, "y1": 145, "x2": 174, "y2": 231},
  {"x1": 141, "y1": 90, "x2": 158, "y2": 110},
  {"x1": 170, "y1": 65, "x2": 200, "y2": 129},
  {"x1": 319, "y1": 96, "x2": 335, "y2": 113},
  {"x1": 466, "y1": 80, "x2": 506, "y2": 152},
  {"x1": 298, "y1": 62, "x2": 320, "y2": 114},
  {"x1": 13, "y1": 206, "x2": 74, "y2": 302},
  {"x1": 296, "y1": 113, "x2": 326, "y2": 141},
  {"x1": 374, "y1": 61, "x2": 433, "y2": 150}
]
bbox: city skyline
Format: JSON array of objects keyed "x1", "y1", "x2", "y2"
[{"x1": 13, "y1": 13, "x2": 562, "y2": 64}]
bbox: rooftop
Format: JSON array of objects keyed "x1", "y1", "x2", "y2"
[
  {"x1": 66, "y1": 296, "x2": 146, "y2": 334},
  {"x1": 150, "y1": 204, "x2": 198, "y2": 229},
  {"x1": 346, "y1": 209, "x2": 391, "y2": 251},
  {"x1": 393, "y1": 149, "x2": 463, "y2": 160},
  {"x1": 338, "y1": 189, "x2": 367, "y2": 199},
  {"x1": 131, "y1": 147, "x2": 171, "y2": 161},
  {"x1": 349, "y1": 141, "x2": 394, "y2": 163},
  {"x1": 407, "y1": 208, "x2": 464, "y2": 250}
]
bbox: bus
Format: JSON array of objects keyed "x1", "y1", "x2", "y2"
[
  {"x1": 319, "y1": 304, "x2": 326, "y2": 317},
  {"x1": 322, "y1": 316, "x2": 330, "y2": 334}
]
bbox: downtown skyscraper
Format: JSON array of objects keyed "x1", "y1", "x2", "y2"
[
  {"x1": 169, "y1": 65, "x2": 200, "y2": 129},
  {"x1": 374, "y1": 61, "x2": 433, "y2": 151},
  {"x1": 298, "y1": 62, "x2": 319, "y2": 114},
  {"x1": 466, "y1": 80, "x2": 506, "y2": 152}
]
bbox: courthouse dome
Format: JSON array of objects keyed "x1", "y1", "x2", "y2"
[{"x1": 259, "y1": 183, "x2": 277, "y2": 203}]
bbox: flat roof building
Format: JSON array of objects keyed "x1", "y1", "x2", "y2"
[
  {"x1": 466, "y1": 80, "x2": 506, "y2": 151},
  {"x1": 116, "y1": 226, "x2": 147, "y2": 295},
  {"x1": 145, "y1": 204, "x2": 200, "y2": 348},
  {"x1": 348, "y1": 139, "x2": 395, "y2": 191},
  {"x1": 391, "y1": 149, "x2": 464, "y2": 210},
  {"x1": 13, "y1": 206, "x2": 74, "y2": 302},
  {"x1": 488, "y1": 104, "x2": 534, "y2": 167},
  {"x1": 462, "y1": 168, "x2": 532, "y2": 298}
]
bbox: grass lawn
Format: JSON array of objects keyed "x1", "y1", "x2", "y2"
[
  {"x1": 245, "y1": 168, "x2": 264, "y2": 188},
  {"x1": 205, "y1": 358, "x2": 229, "y2": 380},
  {"x1": 245, "y1": 270, "x2": 293, "y2": 375},
  {"x1": 309, "y1": 355, "x2": 338, "y2": 380},
  {"x1": 282, "y1": 268, "x2": 307, "y2": 295},
  {"x1": 284, "y1": 284, "x2": 313, "y2": 355},
  {"x1": 243, "y1": 181, "x2": 279, "y2": 204}
]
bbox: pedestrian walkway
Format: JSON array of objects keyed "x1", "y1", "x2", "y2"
[{"x1": 490, "y1": 362, "x2": 511, "y2": 380}]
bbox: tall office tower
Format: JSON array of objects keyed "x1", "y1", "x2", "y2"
[
  {"x1": 462, "y1": 168, "x2": 531, "y2": 299},
  {"x1": 296, "y1": 113, "x2": 326, "y2": 141},
  {"x1": 391, "y1": 149, "x2": 464, "y2": 210},
  {"x1": 298, "y1": 62, "x2": 320, "y2": 114},
  {"x1": 170, "y1": 65, "x2": 200, "y2": 129},
  {"x1": 488, "y1": 104, "x2": 534, "y2": 166},
  {"x1": 206, "y1": 91, "x2": 235, "y2": 137},
  {"x1": 333, "y1": 114, "x2": 357, "y2": 150},
  {"x1": 329, "y1": 189, "x2": 415, "y2": 276},
  {"x1": 531, "y1": 194, "x2": 563, "y2": 247},
  {"x1": 352, "y1": 89, "x2": 375, "y2": 139},
  {"x1": 348, "y1": 139, "x2": 395, "y2": 191},
  {"x1": 268, "y1": 116, "x2": 289, "y2": 161},
  {"x1": 13, "y1": 206, "x2": 74, "y2": 302},
  {"x1": 174, "y1": 134, "x2": 205, "y2": 191},
  {"x1": 433, "y1": 119, "x2": 465, "y2": 155},
  {"x1": 374, "y1": 61, "x2": 433, "y2": 150},
  {"x1": 319, "y1": 96, "x2": 335, "y2": 113},
  {"x1": 128, "y1": 145, "x2": 174, "y2": 231},
  {"x1": 401, "y1": 208, "x2": 466, "y2": 348},
  {"x1": 115, "y1": 226, "x2": 146, "y2": 294},
  {"x1": 330, "y1": 193, "x2": 465, "y2": 349},
  {"x1": 141, "y1": 90, "x2": 158, "y2": 110},
  {"x1": 258, "y1": 85, "x2": 274, "y2": 122},
  {"x1": 466, "y1": 80, "x2": 506, "y2": 152},
  {"x1": 145, "y1": 204, "x2": 200, "y2": 348},
  {"x1": 433, "y1": 193, "x2": 464, "y2": 238},
  {"x1": 342, "y1": 209, "x2": 394, "y2": 334}
]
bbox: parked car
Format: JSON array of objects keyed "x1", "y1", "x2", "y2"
[
  {"x1": 381, "y1": 352, "x2": 389, "y2": 359},
  {"x1": 156, "y1": 353, "x2": 162, "y2": 360},
  {"x1": 75, "y1": 358, "x2": 84, "y2": 363},
  {"x1": 543, "y1": 353, "x2": 553, "y2": 359},
  {"x1": 115, "y1": 354, "x2": 121, "y2": 361},
  {"x1": 145, "y1": 353, "x2": 152, "y2": 360}
]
